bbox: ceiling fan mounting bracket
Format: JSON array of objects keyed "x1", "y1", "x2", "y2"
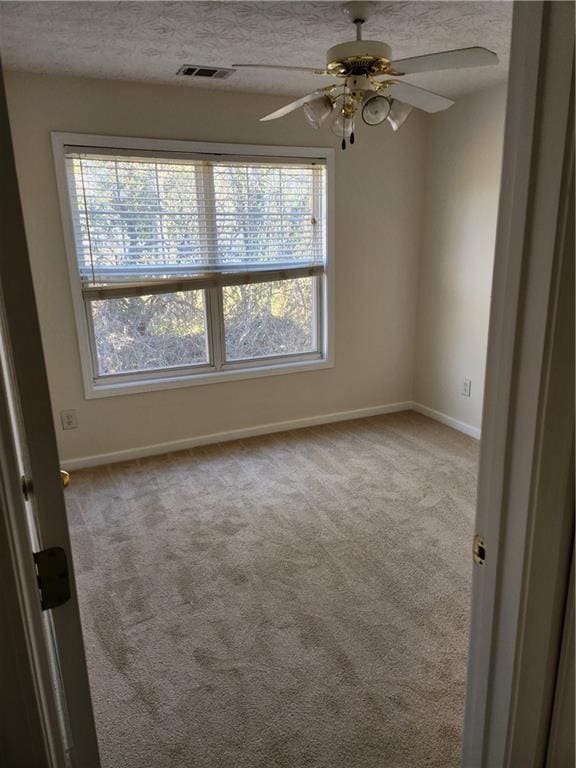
[{"x1": 342, "y1": 2, "x2": 376, "y2": 26}]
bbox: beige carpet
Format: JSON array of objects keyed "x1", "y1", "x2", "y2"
[{"x1": 66, "y1": 411, "x2": 478, "y2": 768}]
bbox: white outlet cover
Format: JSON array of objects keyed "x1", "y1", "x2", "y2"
[{"x1": 61, "y1": 409, "x2": 78, "y2": 429}]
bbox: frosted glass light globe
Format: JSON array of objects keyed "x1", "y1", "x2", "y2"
[
  {"x1": 330, "y1": 112, "x2": 355, "y2": 138},
  {"x1": 303, "y1": 96, "x2": 334, "y2": 129},
  {"x1": 362, "y1": 95, "x2": 391, "y2": 126},
  {"x1": 387, "y1": 99, "x2": 414, "y2": 131}
]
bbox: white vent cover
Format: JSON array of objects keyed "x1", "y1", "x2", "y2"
[{"x1": 177, "y1": 65, "x2": 235, "y2": 79}]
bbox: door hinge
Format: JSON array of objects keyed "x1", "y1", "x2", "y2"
[
  {"x1": 473, "y1": 534, "x2": 486, "y2": 565},
  {"x1": 33, "y1": 547, "x2": 71, "y2": 610}
]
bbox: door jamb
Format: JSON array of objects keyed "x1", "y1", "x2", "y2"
[
  {"x1": 0, "y1": 314, "x2": 65, "y2": 766},
  {"x1": 545, "y1": 548, "x2": 575, "y2": 767},
  {"x1": 462, "y1": 2, "x2": 574, "y2": 765}
]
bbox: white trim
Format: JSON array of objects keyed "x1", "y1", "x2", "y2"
[
  {"x1": 462, "y1": 3, "x2": 575, "y2": 766},
  {"x1": 54, "y1": 133, "x2": 331, "y2": 160},
  {"x1": 62, "y1": 401, "x2": 412, "y2": 469},
  {"x1": 545, "y1": 550, "x2": 574, "y2": 768},
  {"x1": 0, "y1": 309, "x2": 63, "y2": 767},
  {"x1": 412, "y1": 402, "x2": 481, "y2": 440},
  {"x1": 62, "y1": 401, "x2": 486, "y2": 469},
  {"x1": 50, "y1": 133, "x2": 335, "y2": 400},
  {"x1": 85, "y1": 357, "x2": 333, "y2": 399}
]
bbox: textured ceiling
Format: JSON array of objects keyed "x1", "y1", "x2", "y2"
[{"x1": 0, "y1": 1, "x2": 512, "y2": 98}]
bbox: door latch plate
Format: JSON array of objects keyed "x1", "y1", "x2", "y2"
[{"x1": 33, "y1": 546, "x2": 71, "y2": 610}]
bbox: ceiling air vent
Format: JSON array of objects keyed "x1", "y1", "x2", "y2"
[{"x1": 177, "y1": 65, "x2": 235, "y2": 79}]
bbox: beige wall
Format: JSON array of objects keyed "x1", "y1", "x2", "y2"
[
  {"x1": 5, "y1": 72, "x2": 426, "y2": 462},
  {"x1": 414, "y1": 85, "x2": 506, "y2": 432}
]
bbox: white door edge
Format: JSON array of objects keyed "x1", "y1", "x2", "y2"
[{"x1": 462, "y1": 2, "x2": 575, "y2": 765}]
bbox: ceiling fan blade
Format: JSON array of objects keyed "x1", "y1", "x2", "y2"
[
  {"x1": 385, "y1": 81, "x2": 455, "y2": 113},
  {"x1": 390, "y1": 47, "x2": 499, "y2": 75},
  {"x1": 233, "y1": 63, "x2": 325, "y2": 75},
  {"x1": 260, "y1": 90, "x2": 333, "y2": 122}
]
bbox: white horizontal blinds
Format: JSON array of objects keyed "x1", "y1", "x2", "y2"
[
  {"x1": 66, "y1": 153, "x2": 205, "y2": 284},
  {"x1": 64, "y1": 150, "x2": 326, "y2": 288},
  {"x1": 211, "y1": 163, "x2": 325, "y2": 269}
]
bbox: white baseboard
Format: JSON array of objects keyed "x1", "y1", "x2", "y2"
[
  {"x1": 63, "y1": 400, "x2": 480, "y2": 470},
  {"x1": 412, "y1": 402, "x2": 481, "y2": 440},
  {"x1": 63, "y1": 401, "x2": 413, "y2": 470}
]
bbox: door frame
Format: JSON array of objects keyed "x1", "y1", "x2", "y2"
[
  {"x1": 1, "y1": 3, "x2": 574, "y2": 767},
  {"x1": 0, "y1": 62, "x2": 101, "y2": 767},
  {"x1": 545, "y1": 548, "x2": 575, "y2": 767},
  {"x1": 0, "y1": 353, "x2": 60, "y2": 767},
  {"x1": 462, "y1": 2, "x2": 574, "y2": 766}
]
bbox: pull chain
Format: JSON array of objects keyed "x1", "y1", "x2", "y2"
[
  {"x1": 342, "y1": 79, "x2": 347, "y2": 150},
  {"x1": 340, "y1": 78, "x2": 356, "y2": 149}
]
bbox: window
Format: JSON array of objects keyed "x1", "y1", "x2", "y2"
[{"x1": 53, "y1": 135, "x2": 333, "y2": 397}]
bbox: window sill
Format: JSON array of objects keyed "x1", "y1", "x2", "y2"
[{"x1": 84, "y1": 357, "x2": 334, "y2": 399}]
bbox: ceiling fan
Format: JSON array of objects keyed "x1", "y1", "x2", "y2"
[{"x1": 234, "y1": 1, "x2": 499, "y2": 149}]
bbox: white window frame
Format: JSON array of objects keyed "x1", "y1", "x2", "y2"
[{"x1": 51, "y1": 133, "x2": 335, "y2": 399}]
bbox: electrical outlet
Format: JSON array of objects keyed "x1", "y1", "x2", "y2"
[
  {"x1": 462, "y1": 378, "x2": 472, "y2": 398},
  {"x1": 61, "y1": 409, "x2": 78, "y2": 430}
]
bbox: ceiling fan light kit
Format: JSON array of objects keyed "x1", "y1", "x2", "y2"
[{"x1": 234, "y1": 1, "x2": 499, "y2": 149}]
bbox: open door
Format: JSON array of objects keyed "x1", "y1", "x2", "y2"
[{"x1": 0, "y1": 63, "x2": 101, "y2": 767}]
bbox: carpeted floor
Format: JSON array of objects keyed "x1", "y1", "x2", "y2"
[{"x1": 66, "y1": 411, "x2": 479, "y2": 768}]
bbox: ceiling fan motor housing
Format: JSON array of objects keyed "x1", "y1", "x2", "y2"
[{"x1": 326, "y1": 40, "x2": 393, "y2": 76}]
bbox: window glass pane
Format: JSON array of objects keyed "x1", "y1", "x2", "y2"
[
  {"x1": 223, "y1": 278, "x2": 317, "y2": 361},
  {"x1": 89, "y1": 291, "x2": 208, "y2": 376}
]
